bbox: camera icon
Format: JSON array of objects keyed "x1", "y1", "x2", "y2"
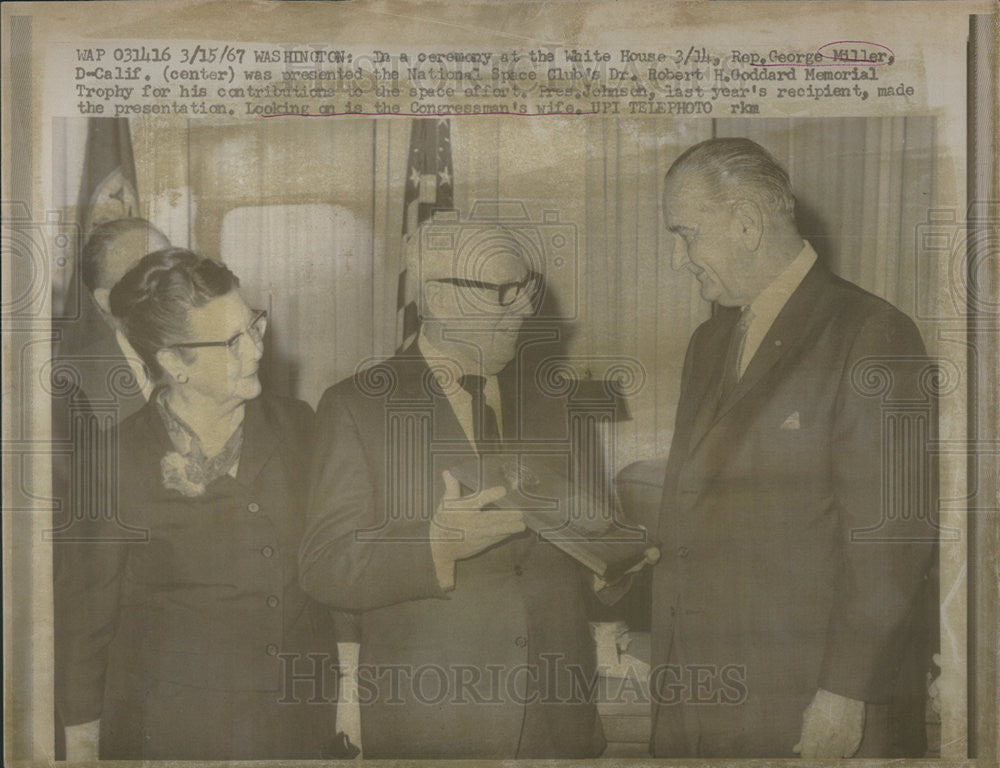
[
  {"x1": 914, "y1": 200, "x2": 999, "y2": 320},
  {"x1": 408, "y1": 200, "x2": 579, "y2": 321},
  {"x1": 1, "y1": 202, "x2": 80, "y2": 320}
]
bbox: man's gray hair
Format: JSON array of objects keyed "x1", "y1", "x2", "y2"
[{"x1": 666, "y1": 137, "x2": 796, "y2": 218}]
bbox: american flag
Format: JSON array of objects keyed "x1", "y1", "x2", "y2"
[
  {"x1": 78, "y1": 117, "x2": 140, "y2": 237},
  {"x1": 397, "y1": 118, "x2": 454, "y2": 352},
  {"x1": 60, "y1": 118, "x2": 141, "y2": 327}
]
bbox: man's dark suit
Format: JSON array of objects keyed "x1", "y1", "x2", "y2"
[
  {"x1": 651, "y1": 261, "x2": 937, "y2": 757},
  {"x1": 51, "y1": 303, "x2": 149, "y2": 546},
  {"x1": 299, "y1": 345, "x2": 605, "y2": 759},
  {"x1": 53, "y1": 296, "x2": 148, "y2": 430},
  {"x1": 51, "y1": 298, "x2": 148, "y2": 757}
]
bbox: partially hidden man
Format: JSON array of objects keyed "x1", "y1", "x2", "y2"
[
  {"x1": 652, "y1": 138, "x2": 937, "y2": 758},
  {"x1": 300, "y1": 226, "x2": 626, "y2": 758}
]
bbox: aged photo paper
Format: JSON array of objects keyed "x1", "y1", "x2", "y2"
[{"x1": 2, "y1": 0, "x2": 997, "y2": 765}]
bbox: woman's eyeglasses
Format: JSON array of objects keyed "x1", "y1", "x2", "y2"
[
  {"x1": 429, "y1": 271, "x2": 541, "y2": 307},
  {"x1": 169, "y1": 309, "x2": 268, "y2": 354}
]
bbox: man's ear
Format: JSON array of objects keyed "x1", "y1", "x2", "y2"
[
  {"x1": 92, "y1": 287, "x2": 112, "y2": 315},
  {"x1": 731, "y1": 199, "x2": 764, "y2": 252}
]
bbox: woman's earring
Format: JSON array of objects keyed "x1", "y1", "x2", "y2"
[{"x1": 175, "y1": 372, "x2": 189, "y2": 384}]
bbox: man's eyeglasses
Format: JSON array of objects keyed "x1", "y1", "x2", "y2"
[
  {"x1": 169, "y1": 309, "x2": 268, "y2": 354},
  {"x1": 430, "y1": 272, "x2": 541, "y2": 307}
]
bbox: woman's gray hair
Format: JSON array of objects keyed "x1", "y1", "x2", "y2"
[{"x1": 109, "y1": 248, "x2": 239, "y2": 380}]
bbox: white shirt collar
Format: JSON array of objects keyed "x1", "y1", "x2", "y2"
[
  {"x1": 738, "y1": 241, "x2": 817, "y2": 376},
  {"x1": 417, "y1": 329, "x2": 504, "y2": 445},
  {"x1": 418, "y1": 328, "x2": 473, "y2": 383},
  {"x1": 746, "y1": 241, "x2": 817, "y2": 325}
]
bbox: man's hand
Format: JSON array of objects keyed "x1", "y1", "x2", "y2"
[
  {"x1": 430, "y1": 470, "x2": 525, "y2": 590},
  {"x1": 793, "y1": 688, "x2": 865, "y2": 758}
]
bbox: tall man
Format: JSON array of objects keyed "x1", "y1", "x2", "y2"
[
  {"x1": 53, "y1": 218, "x2": 169, "y2": 758},
  {"x1": 52, "y1": 217, "x2": 169, "y2": 537},
  {"x1": 651, "y1": 138, "x2": 936, "y2": 758},
  {"x1": 300, "y1": 227, "x2": 610, "y2": 759},
  {"x1": 57, "y1": 217, "x2": 170, "y2": 419}
]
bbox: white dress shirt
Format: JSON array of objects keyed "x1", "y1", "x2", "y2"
[
  {"x1": 738, "y1": 241, "x2": 817, "y2": 377},
  {"x1": 418, "y1": 330, "x2": 504, "y2": 447}
]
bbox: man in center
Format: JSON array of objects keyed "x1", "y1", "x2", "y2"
[{"x1": 300, "y1": 225, "x2": 607, "y2": 759}]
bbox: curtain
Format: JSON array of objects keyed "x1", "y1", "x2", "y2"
[
  {"x1": 579, "y1": 118, "x2": 714, "y2": 468},
  {"x1": 53, "y1": 116, "x2": 940, "y2": 437}
]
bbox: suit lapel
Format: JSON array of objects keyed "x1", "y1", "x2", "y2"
[
  {"x1": 688, "y1": 264, "x2": 832, "y2": 463},
  {"x1": 684, "y1": 310, "x2": 738, "y2": 455},
  {"x1": 393, "y1": 343, "x2": 472, "y2": 448},
  {"x1": 712, "y1": 263, "x2": 830, "y2": 425}
]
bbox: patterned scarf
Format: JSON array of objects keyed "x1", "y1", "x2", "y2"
[{"x1": 157, "y1": 390, "x2": 245, "y2": 497}]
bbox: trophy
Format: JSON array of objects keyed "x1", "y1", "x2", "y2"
[{"x1": 449, "y1": 454, "x2": 659, "y2": 582}]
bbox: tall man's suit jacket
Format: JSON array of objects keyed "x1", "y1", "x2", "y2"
[
  {"x1": 651, "y1": 262, "x2": 937, "y2": 758},
  {"x1": 299, "y1": 345, "x2": 605, "y2": 759}
]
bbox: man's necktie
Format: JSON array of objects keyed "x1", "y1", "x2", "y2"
[
  {"x1": 718, "y1": 307, "x2": 754, "y2": 407},
  {"x1": 459, "y1": 374, "x2": 501, "y2": 451}
]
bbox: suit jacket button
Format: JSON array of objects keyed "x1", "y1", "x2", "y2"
[
  {"x1": 677, "y1": 546, "x2": 690, "y2": 558},
  {"x1": 265, "y1": 643, "x2": 279, "y2": 656},
  {"x1": 267, "y1": 595, "x2": 280, "y2": 608},
  {"x1": 515, "y1": 636, "x2": 527, "y2": 648},
  {"x1": 248, "y1": 502, "x2": 261, "y2": 513},
  {"x1": 260, "y1": 545, "x2": 275, "y2": 558}
]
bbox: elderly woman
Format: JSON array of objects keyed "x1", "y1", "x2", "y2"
[{"x1": 55, "y1": 249, "x2": 340, "y2": 760}]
